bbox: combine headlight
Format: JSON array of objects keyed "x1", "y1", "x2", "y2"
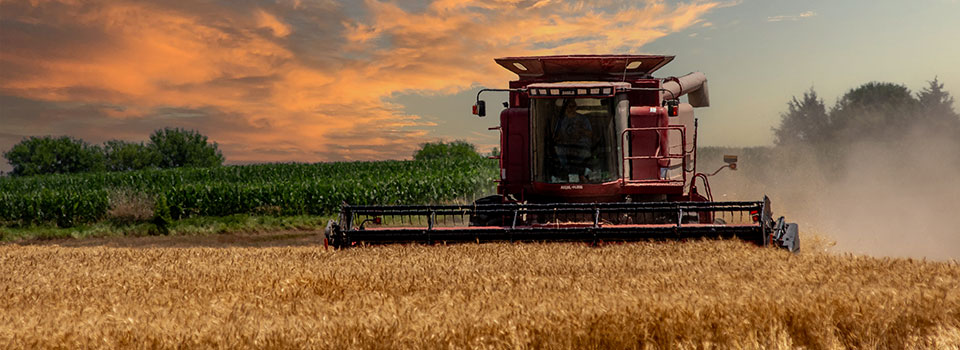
[{"x1": 528, "y1": 86, "x2": 618, "y2": 97}]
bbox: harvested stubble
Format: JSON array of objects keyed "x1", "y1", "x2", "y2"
[{"x1": 1, "y1": 238, "x2": 958, "y2": 349}]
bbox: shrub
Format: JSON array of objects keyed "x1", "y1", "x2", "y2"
[
  {"x1": 3, "y1": 136, "x2": 105, "y2": 176},
  {"x1": 413, "y1": 140, "x2": 482, "y2": 161},
  {"x1": 148, "y1": 128, "x2": 224, "y2": 168},
  {"x1": 103, "y1": 140, "x2": 161, "y2": 172},
  {"x1": 106, "y1": 189, "x2": 155, "y2": 224}
]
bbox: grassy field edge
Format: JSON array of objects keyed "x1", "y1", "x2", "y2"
[{"x1": 0, "y1": 214, "x2": 333, "y2": 242}]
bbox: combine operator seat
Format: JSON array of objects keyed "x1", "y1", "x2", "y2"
[{"x1": 527, "y1": 85, "x2": 625, "y2": 187}]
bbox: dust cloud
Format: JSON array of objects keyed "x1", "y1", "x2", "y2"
[{"x1": 701, "y1": 129, "x2": 960, "y2": 260}]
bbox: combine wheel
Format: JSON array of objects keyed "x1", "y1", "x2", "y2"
[
  {"x1": 469, "y1": 195, "x2": 505, "y2": 226},
  {"x1": 324, "y1": 220, "x2": 343, "y2": 249},
  {"x1": 681, "y1": 212, "x2": 700, "y2": 224}
]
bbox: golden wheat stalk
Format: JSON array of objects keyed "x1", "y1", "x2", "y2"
[{"x1": 0, "y1": 238, "x2": 957, "y2": 349}]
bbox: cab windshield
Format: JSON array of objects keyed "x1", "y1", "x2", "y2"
[{"x1": 531, "y1": 97, "x2": 619, "y2": 184}]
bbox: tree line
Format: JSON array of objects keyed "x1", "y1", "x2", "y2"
[
  {"x1": 413, "y1": 140, "x2": 485, "y2": 161},
  {"x1": 772, "y1": 78, "x2": 958, "y2": 153},
  {"x1": 5, "y1": 78, "x2": 955, "y2": 177},
  {"x1": 698, "y1": 78, "x2": 960, "y2": 182},
  {"x1": 3, "y1": 128, "x2": 224, "y2": 176}
]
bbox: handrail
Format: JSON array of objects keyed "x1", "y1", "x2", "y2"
[{"x1": 620, "y1": 126, "x2": 690, "y2": 184}]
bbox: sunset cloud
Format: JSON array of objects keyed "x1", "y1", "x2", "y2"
[{"x1": 0, "y1": 0, "x2": 724, "y2": 166}]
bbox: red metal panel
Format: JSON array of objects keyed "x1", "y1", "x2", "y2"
[
  {"x1": 509, "y1": 81, "x2": 529, "y2": 108},
  {"x1": 530, "y1": 181, "x2": 622, "y2": 199},
  {"x1": 495, "y1": 55, "x2": 675, "y2": 78},
  {"x1": 629, "y1": 107, "x2": 669, "y2": 180},
  {"x1": 628, "y1": 80, "x2": 662, "y2": 108},
  {"x1": 500, "y1": 108, "x2": 529, "y2": 189}
]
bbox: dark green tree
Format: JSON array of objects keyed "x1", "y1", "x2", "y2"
[
  {"x1": 147, "y1": 128, "x2": 224, "y2": 168},
  {"x1": 774, "y1": 78, "x2": 960, "y2": 171},
  {"x1": 916, "y1": 77, "x2": 960, "y2": 134},
  {"x1": 413, "y1": 140, "x2": 482, "y2": 161},
  {"x1": 103, "y1": 140, "x2": 161, "y2": 172},
  {"x1": 2, "y1": 136, "x2": 105, "y2": 176},
  {"x1": 830, "y1": 82, "x2": 918, "y2": 142},
  {"x1": 773, "y1": 88, "x2": 831, "y2": 146}
]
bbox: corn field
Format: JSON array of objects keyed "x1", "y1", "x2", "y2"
[
  {"x1": 0, "y1": 237, "x2": 957, "y2": 349},
  {"x1": 0, "y1": 158, "x2": 498, "y2": 226}
]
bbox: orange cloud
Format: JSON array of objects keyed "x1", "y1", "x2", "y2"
[
  {"x1": 255, "y1": 9, "x2": 292, "y2": 37},
  {"x1": 0, "y1": 0, "x2": 723, "y2": 164}
]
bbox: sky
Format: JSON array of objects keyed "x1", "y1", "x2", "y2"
[{"x1": 1, "y1": 0, "x2": 958, "y2": 172}]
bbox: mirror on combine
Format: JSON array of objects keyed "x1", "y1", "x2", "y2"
[
  {"x1": 472, "y1": 100, "x2": 486, "y2": 117},
  {"x1": 723, "y1": 155, "x2": 738, "y2": 171}
]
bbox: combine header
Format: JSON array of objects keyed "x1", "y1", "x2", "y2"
[{"x1": 326, "y1": 55, "x2": 799, "y2": 251}]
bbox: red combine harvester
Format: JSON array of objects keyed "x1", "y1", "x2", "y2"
[{"x1": 325, "y1": 55, "x2": 799, "y2": 251}]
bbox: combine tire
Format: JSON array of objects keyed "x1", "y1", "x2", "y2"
[{"x1": 469, "y1": 195, "x2": 505, "y2": 227}]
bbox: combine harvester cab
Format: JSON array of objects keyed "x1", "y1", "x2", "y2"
[{"x1": 326, "y1": 55, "x2": 799, "y2": 252}]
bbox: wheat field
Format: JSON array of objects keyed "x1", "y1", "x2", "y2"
[{"x1": 1, "y1": 233, "x2": 958, "y2": 349}]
